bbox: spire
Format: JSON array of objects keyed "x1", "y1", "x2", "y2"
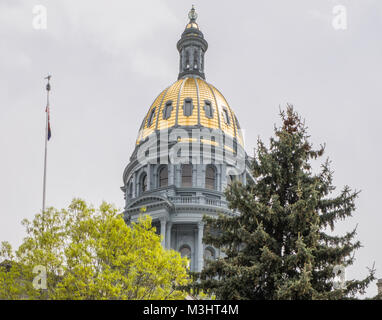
[{"x1": 177, "y1": 6, "x2": 208, "y2": 80}]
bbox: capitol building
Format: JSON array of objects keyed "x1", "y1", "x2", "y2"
[{"x1": 121, "y1": 7, "x2": 253, "y2": 272}]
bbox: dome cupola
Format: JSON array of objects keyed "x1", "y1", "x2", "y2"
[
  {"x1": 135, "y1": 6, "x2": 244, "y2": 151},
  {"x1": 177, "y1": 6, "x2": 208, "y2": 80}
]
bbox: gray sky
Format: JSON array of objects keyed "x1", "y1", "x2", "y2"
[{"x1": 1, "y1": 0, "x2": 381, "y2": 297}]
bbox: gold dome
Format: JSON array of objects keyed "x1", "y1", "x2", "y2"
[{"x1": 136, "y1": 77, "x2": 243, "y2": 146}]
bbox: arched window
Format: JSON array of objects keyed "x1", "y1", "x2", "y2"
[
  {"x1": 147, "y1": 108, "x2": 156, "y2": 127},
  {"x1": 204, "y1": 100, "x2": 213, "y2": 119},
  {"x1": 227, "y1": 175, "x2": 233, "y2": 185},
  {"x1": 204, "y1": 247, "x2": 215, "y2": 261},
  {"x1": 181, "y1": 164, "x2": 192, "y2": 187},
  {"x1": 222, "y1": 107, "x2": 230, "y2": 125},
  {"x1": 205, "y1": 165, "x2": 216, "y2": 190},
  {"x1": 179, "y1": 245, "x2": 191, "y2": 269},
  {"x1": 163, "y1": 101, "x2": 173, "y2": 120},
  {"x1": 128, "y1": 181, "x2": 133, "y2": 198},
  {"x1": 140, "y1": 173, "x2": 147, "y2": 194},
  {"x1": 185, "y1": 51, "x2": 190, "y2": 70},
  {"x1": 159, "y1": 166, "x2": 168, "y2": 187},
  {"x1": 180, "y1": 245, "x2": 191, "y2": 258},
  {"x1": 183, "y1": 98, "x2": 193, "y2": 117}
]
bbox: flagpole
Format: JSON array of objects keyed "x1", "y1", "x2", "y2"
[{"x1": 42, "y1": 75, "x2": 51, "y2": 213}]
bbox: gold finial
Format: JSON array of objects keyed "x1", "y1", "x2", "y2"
[
  {"x1": 188, "y1": 5, "x2": 197, "y2": 21},
  {"x1": 45, "y1": 74, "x2": 51, "y2": 91}
]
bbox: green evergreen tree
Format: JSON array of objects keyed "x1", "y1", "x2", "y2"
[{"x1": 197, "y1": 106, "x2": 375, "y2": 299}]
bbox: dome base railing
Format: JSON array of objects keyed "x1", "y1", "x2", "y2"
[{"x1": 168, "y1": 195, "x2": 228, "y2": 208}]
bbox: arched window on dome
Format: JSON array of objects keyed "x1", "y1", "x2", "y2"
[
  {"x1": 159, "y1": 166, "x2": 168, "y2": 188},
  {"x1": 183, "y1": 98, "x2": 193, "y2": 117},
  {"x1": 147, "y1": 108, "x2": 156, "y2": 127},
  {"x1": 205, "y1": 165, "x2": 216, "y2": 190},
  {"x1": 204, "y1": 100, "x2": 213, "y2": 119},
  {"x1": 181, "y1": 164, "x2": 193, "y2": 187},
  {"x1": 140, "y1": 173, "x2": 147, "y2": 194},
  {"x1": 222, "y1": 107, "x2": 230, "y2": 125},
  {"x1": 163, "y1": 101, "x2": 173, "y2": 120}
]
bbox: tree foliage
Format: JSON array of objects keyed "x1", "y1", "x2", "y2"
[
  {"x1": 197, "y1": 106, "x2": 375, "y2": 299},
  {"x1": 0, "y1": 199, "x2": 190, "y2": 300}
]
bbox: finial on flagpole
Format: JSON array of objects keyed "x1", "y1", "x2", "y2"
[{"x1": 45, "y1": 74, "x2": 51, "y2": 91}]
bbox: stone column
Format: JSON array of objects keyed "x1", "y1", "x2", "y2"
[
  {"x1": 189, "y1": 48, "x2": 194, "y2": 70},
  {"x1": 160, "y1": 218, "x2": 167, "y2": 247},
  {"x1": 193, "y1": 227, "x2": 198, "y2": 272},
  {"x1": 147, "y1": 165, "x2": 151, "y2": 191},
  {"x1": 166, "y1": 222, "x2": 173, "y2": 249},
  {"x1": 221, "y1": 164, "x2": 227, "y2": 190},
  {"x1": 197, "y1": 221, "x2": 204, "y2": 272},
  {"x1": 196, "y1": 164, "x2": 203, "y2": 188},
  {"x1": 133, "y1": 171, "x2": 138, "y2": 197},
  {"x1": 192, "y1": 165, "x2": 197, "y2": 187},
  {"x1": 217, "y1": 164, "x2": 221, "y2": 191},
  {"x1": 168, "y1": 164, "x2": 175, "y2": 186},
  {"x1": 175, "y1": 165, "x2": 180, "y2": 187}
]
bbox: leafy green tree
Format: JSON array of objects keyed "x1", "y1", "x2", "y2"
[
  {"x1": 197, "y1": 106, "x2": 375, "y2": 299},
  {"x1": 0, "y1": 199, "x2": 190, "y2": 300},
  {"x1": 0, "y1": 243, "x2": 28, "y2": 299}
]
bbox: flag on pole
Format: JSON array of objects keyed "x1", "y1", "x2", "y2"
[{"x1": 46, "y1": 105, "x2": 51, "y2": 140}]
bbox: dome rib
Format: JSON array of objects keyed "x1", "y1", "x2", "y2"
[
  {"x1": 175, "y1": 78, "x2": 187, "y2": 126},
  {"x1": 205, "y1": 81, "x2": 222, "y2": 130},
  {"x1": 194, "y1": 77, "x2": 201, "y2": 126}
]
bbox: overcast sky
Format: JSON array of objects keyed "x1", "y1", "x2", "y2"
[{"x1": 1, "y1": 0, "x2": 381, "y2": 297}]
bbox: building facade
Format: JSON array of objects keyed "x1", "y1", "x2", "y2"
[{"x1": 121, "y1": 7, "x2": 252, "y2": 272}]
